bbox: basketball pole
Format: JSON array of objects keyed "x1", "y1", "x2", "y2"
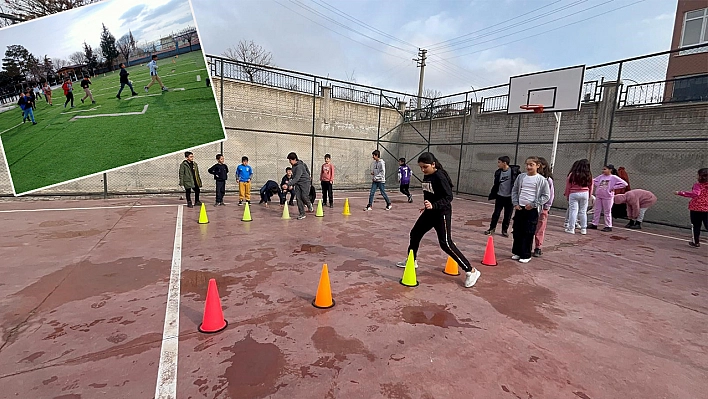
[{"x1": 550, "y1": 111, "x2": 562, "y2": 173}]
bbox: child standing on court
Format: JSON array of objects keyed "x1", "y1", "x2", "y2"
[
  {"x1": 320, "y1": 154, "x2": 335, "y2": 208},
  {"x1": 179, "y1": 151, "x2": 203, "y2": 208},
  {"x1": 564, "y1": 159, "x2": 593, "y2": 234},
  {"x1": 364, "y1": 150, "x2": 392, "y2": 211},
  {"x1": 533, "y1": 157, "x2": 555, "y2": 257},
  {"x1": 675, "y1": 168, "x2": 708, "y2": 248},
  {"x1": 207, "y1": 154, "x2": 229, "y2": 206},
  {"x1": 236, "y1": 156, "x2": 253, "y2": 206},
  {"x1": 485, "y1": 156, "x2": 521, "y2": 237},
  {"x1": 398, "y1": 157, "x2": 413, "y2": 203},
  {"x1": 396, "y1": 152, "x2": 481, "y2": 288},
  {"x1": 511, "y1": 156, "x2": 551, "y2": 263},
  {"x1": 589, "y1": 164, "x2": 627, "y2": 232}
]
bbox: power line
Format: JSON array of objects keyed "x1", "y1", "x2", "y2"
[
  {"x1": 439, "y1": 0, "x2": 648, "y2": 61},
  {"x1": 427, "y1": 0, "x2": 568, "y2": 49},
  {"x1": 272, "y1": 0, "x2": 410, "y2": 61},
  {"x1": 435, "y1": 0, "x2": 613, "y2": 55}
]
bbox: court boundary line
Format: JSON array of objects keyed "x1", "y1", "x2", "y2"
[
  {"x1": 154, "y1": 205, "x2": 182, "y2": 398},
  {"x1": 0, "y1": 204, "x2": 176, "y2": 213}
]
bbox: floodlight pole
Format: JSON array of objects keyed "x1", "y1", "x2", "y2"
[{"x1": 550, "y1": 111, "x2": 562, "y2": 173}]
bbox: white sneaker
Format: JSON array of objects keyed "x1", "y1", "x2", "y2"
[
  {"x1": 464, "y1": 270, "x2": 481, "y2": 288},
  {"x1": 575, "y1": 223, "x2": 581, "y2": 229},
  {"x1": 396, "y1": 260, "x2": 418, "y2": 268},
  {"x1": 580, "y1": 229, "x2": 587, "y2": 235},
  {"x1": 519, "y1": 258, "x2": 531, "y2": 263},
  {"x1": 364, "y1": 206, "x2": 372, "y2": 211},
  {"x1": 385, "y1": 204, "x2": 392, "y2": 210},
  {"x1": 511, "y1": 255, "x2": 521, "y2": 260},
  {"x1": 565, "y1": 229, "x2": 575, "y2": 234}
]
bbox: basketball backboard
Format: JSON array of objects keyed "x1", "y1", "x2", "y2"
[{"x1": 507, "y1": 65, "x2": 586, "y2": 114}]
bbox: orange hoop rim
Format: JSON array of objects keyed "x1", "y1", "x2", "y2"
[{"x1": 520, "y1": 104, "x2": 544, "y2": 113}]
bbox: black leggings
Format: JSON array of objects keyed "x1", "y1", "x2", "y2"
[
  {"x1": 490, "y1": 195, "x2": 513, "y2": 231},
  {"x1": 400, "y1": 183, "x2": 411, "y2": 197},
  {"x1": 321, "y1": 181, "x2": 333, "y2": 205},
  {"x1": 512, "y1": 208, "x2": 539, "y2": 259},
  {"x1": 408, "y1": 208, "x2": 472, "y2": 272},
  {"x1": 690, "y1": 211, "x2": 708, "y2": 244},
  {"x1": 64, "y1": 92, "x2": 74, "y2": 107}
]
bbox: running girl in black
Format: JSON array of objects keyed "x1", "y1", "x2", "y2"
[{"x1": 396, "y1": 152, "x2": 481, "y2": 288}]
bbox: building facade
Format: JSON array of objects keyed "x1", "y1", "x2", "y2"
[{"x1": 664, "y1": 0, "x2": 708, "y2": 103}]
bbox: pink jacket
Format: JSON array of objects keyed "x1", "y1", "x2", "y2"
[
  {"x1": 614, "y1": 189, "x2": 657, "y2": 220},
  {"x1": 564, "y1": 174, "x2": 593, "y2": 198},
  {"x1": 677, "y1": 182, "x2": 708, "y2": 212},
  {"x1": 593, "y1": 174, "x2": 628, "y2": 199}
]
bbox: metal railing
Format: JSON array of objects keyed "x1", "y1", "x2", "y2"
[
  {"x1": 621, "y1": 74, "x2": 708, "y2": 107},
  {"x1": 331, "y1": 85, "x2": 399, "y2": 108}
]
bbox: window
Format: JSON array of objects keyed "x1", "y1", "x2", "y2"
[
  {"x1": 671, "y1": 74, "x2": 708, "y2": 103},
  {"x1": 680, "y1": 8, "x2": 708, "y2": 47}
]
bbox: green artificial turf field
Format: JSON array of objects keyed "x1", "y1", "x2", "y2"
[{"x1": 0, "y1": 50, "x2": 225, "y2": 195}]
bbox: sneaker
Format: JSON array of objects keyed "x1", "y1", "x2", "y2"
[
  {"x1": 195, "y1": 201, "x2": 202, "y2": 206},
  {"x1": 519, "y1": 258, "x2": 531, "y2": 264},
  {"x1": 565, "y1": 228, "x2": 575, "y2": 234},
  {"x1": 32, "y1": 122, "x2": 37, "y2": 125},
  {"x1": 81, "y1": 98, "x2": 84, "y2": 103},
  {"x1": 575, "y1": 223, "x2": 581, "y2": 229},
  {"x1": 408, "y1": 196, "x2": 413, "y2": 203},
  {"x1": 214, "y1": 202, "x2": 219, "y2": 207},
  {"x1": 396, "y1": 260, "x2": 418, "y2": 268},
  {"x1": 484, "y1": 229, "x2": 495, "y2": 236},
  {"x1": 580, "y1": 229, "x2": 587, "y2": 235},
  {"x1": 246, "y1": 200, "x2": 251, "y2": 204},
  {"x1": 162, "y1": 87, "x2": 168, "y2": 91},
  {"x1": 533, "y1": 248, "x2": 542, "y2": 257},
  {"x1": 116, "y1": 95, "x2": 121, "y2": 99},
  {"x1": 629, "y1": 222, "x2": 641, "y2": 230},
  {"x1": 144, "y1": 86, "x2": 149, "y2": 93},
  {"x1": 601, "y1": 227, "x2": 613, "y2": 232},
  {"x1": 587, "y1": 224, "x2": 597, "y2": 230},
  {"x1": 187, "y1": 203, "x2": 194, "y2": 208},
  {"x1": 501, "y1": 230, "x2": 509, "y2": 238},
  {"x1": 329, "y1": 204, "x2": 333, "y2": 208},
  {"x1": 297, "y1": 214, "x2": 306, "y2": 220},
  {"x1": 238, "y1": 200, "x2": 243, "y2": 206},
  {"x1": 131, "y1": 92, "x2": 137, "y2": 96},
  {"x1": 364, "y1": 205, "x2": 372, "y2": 211},
  {"x1": 688, "y1": 241, "x2": 700, "y2": 248},
  {"x1": 92, "y1": 101, "x2": 96, "y2": 104},
  {"x1": 288, "y1": 202, "x2": 294, "y2": 206},
  {"x1": 219, "y1": 202, "x2": 226, "y2": 206},
  {"x1": 307, "y1": 205, "x2": 313, "y2": 212},
  {"x1": 625, "y1": 220, "x2": 636, "y2": 228},
  {"x1": 385, "y1": 204, "x2": 392, "y2": 210},
  {"x1": 464, "y1": 270, "x2": 481, "y2": 288},
  {"x1": 511, "y1": 255, "x2": 521, "y2": 260}
]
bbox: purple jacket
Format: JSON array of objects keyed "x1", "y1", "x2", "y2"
[
  {"x1": 592, "y1": 174, "x2": 628, "y2": 199},
  {"x1": 398, "y1": 165, "x2": 412, "y2": 185}
]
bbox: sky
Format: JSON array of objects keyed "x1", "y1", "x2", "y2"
[
  {"x1": 189, "y1": 0, "x2": 678, "y2": 97},
  {"x1": 0, "y1": 0, "x2": 195, "y2": 63}
]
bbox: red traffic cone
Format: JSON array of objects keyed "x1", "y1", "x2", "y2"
[
  {"x1": 198, "y1": 278, "x2": 228, "y2": 333},
  {"x1": 481, "y1": 236, "x2": 498, "y2": 266}
]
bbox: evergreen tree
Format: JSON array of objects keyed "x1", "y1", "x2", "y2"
[{"x1": 99, "y1": 24, "x2": 119, "y2": 70}]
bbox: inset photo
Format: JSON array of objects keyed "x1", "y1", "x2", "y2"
[{"x1": 0, "y1": 0, "x2": 225, "y2": 195}]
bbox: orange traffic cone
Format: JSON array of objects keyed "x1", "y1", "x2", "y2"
[
  {"x1": 198, "y1": 278, "x2": 228, "y2": 333},
  {"x1": 481, "y1": 236, "x2": 498, "y2": 266},
  {"x1": 312, "y1": 264, "x2": 335, "y2": 309},
  {"x1": 443, "y1": 256, "x2": 460, "y2": 275}
]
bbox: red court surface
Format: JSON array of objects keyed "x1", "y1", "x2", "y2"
[{"x1": 0, "y1": 193, "x2": 706, "y2": 399}]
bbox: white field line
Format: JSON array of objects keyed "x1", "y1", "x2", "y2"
[
  {"x1": 154, "y1": 205, "x2": 183, "y2": 399},
  {"x1": 70, "y1": 104, "x2": 148, "y2": 121},
  {"x1": 0, "y1": 204, "x2": 177, "y2": 213},
  {"x1": 0, "y1": 122, "x2": 23, "y2": 135},
  {"x1": 124, "y1": 93, "x2": 162, "y2": 101}
]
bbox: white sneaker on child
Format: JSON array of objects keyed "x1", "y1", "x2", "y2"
[
  {"x1": 511, "y1": 255, "x2": 521, "y2": 260},
  {"x1": 519, "y1": 258, "x2": 531, "y2": 263},
  {"x1": 580, "y1": 229, "x2": 587, "y2": 235},
  {"x1": 464, "y1": 270, "x2": 481, "y2": 288}
]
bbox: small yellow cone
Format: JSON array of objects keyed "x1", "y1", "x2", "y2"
[
  {"x1": 282, "y1": 203, "x2": 291, "y2": 219},
  {"x1": 198, "y1": 203, "x2": 209, "y2": 224},
  {"x1": 443, "y1": 256, "x2": 459, "y2": 276},
  {"x1": 342, "y1": 198, "x2": 351, "y2": 216},
  {"x1": 316, "y1": 199, "x2": 324, "y2": 217},
  {"x1": 242, "y1": 202, "x2": 252, "y2": 222},
  {"x1": 400, "y1": 250, "x2": 419, "y2": 287}
]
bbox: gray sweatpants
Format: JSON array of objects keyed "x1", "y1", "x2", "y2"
[{"x1": 294, "y1": 182, "x2": 312, "y2": 216}]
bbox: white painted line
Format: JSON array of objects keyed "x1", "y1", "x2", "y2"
[
  {"x1": 0, "y1": 122, "x2": 23, "y2": 135},
  {"x1": 60, "y1": 105, "x2": 102, "y2": 114},
  {"x1": 124, "y1": 94, "x2": 162, "y2": 101},
  {"x1": 172, "y1": 88, "x2": 186, "y2": 91},
  {"x1": 0, "y1": 204, "x2": 177, "y2": 213},
  {"x1": 155, "y1": 205, "x2": 183, "y2": 399},
  {"x1": 70, "y1": 104, "x2": 148, "y2": 121}
]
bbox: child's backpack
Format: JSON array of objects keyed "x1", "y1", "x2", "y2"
[{"x1": 309, "y1": 185, "x2": 316, "y2": 204}]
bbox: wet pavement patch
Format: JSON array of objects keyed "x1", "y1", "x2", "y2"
[
  {"x1": 401, "y1": 304, "x2": 480, "y2": 329},
  {"x1": 214, "y1": 335, "x2": 287, "y2": 398},
  {"x1": 380, "y1": 382, "x2": 413, "y2": 399},
  {"x1": 465, "y1": 218, "x2": 487, "y2": 227},
  {"x1": 294, "y1": 244, "x2": 326, "y2": 254},
  {"x1": 181, "y1": 269, "x2": 238, "y2": 301},
  {"x1": 311, "y1": 326, "x2": 376, "y2": 361}
]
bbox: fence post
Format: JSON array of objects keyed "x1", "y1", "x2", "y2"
[
  {"x1": 604, "y1": 61, "x2": 623, "y2": 166},
  {"x1": 377, "y1": 90, "x2": 382, "y2": 151},
  {"x1": 103, "y1": 173, "x2": 108, "y2": 199},
  {"x1": 219, "y1": 59, "x2": 224, "y2": 121},
  {"x1": 456, "y1": 93, "x2": 469, "y2": 194},
  {"x1": 513, "y1": 114, "x2": 522, "y2": 164},
  {"x1": 311, "y1": 77, "x2": 316, "y2": 170},
  {"x1": 427, "y1": 101, "x2": 433, "y2": 153}
]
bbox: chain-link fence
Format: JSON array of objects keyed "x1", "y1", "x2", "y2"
[{"x1": 1, "y1": 43, "x2": 706, "y2": 228}]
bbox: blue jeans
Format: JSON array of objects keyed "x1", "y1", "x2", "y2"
[
  {"x1": 368, "y1": 181, "x2": 390, "y2": 206},
  {"x1": 22, "y1": 107, "x2": 35, "y2": 123}
]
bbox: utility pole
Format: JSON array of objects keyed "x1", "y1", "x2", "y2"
[{"x1": 414, "y1": 49, "x2": 427, "y2": 110}]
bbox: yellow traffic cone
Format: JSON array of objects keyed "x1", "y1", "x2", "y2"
[
  {"x1": 400, "y1": 250, "x2": 419, "y2": 287},
  {"x1": 198, "y1": 203, "x2": 209, "y2": 224},
  {"x1": 242, "y1": 202, "x2": 252, "y2": 222},
  {"x1": 282, "y1": 203, "x2": 291, "y2": 219},
  {"x1": 316, "y1": 199, "x2": 324, "y2": 217},
  {"x1": 342, "y1": 198, "x2": 351, "y2": 216}
]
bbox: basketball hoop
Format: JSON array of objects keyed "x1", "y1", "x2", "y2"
[{"x1": 520, "y1": 104, "x2": 544, "y2": 113}]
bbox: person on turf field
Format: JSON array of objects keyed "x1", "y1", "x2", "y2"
[
  {"x1": 286, "y1": 152, "x2": 314, "y2": 220},
  {"x1": 236, "y1": 156, "x2": 253, "y2": 206},
  {"x1": 589, "y1": 164, "x2": 628, "y2": 232},
  {"x1": 42, "y1": 82, "x2": 53, "y2": 105},
  {"x1": 364, "y1": 150, "x2": 392, "y2": 211},
  {"x1": 614, "y1": 189, "x2": 657, "y2": 230},
  {"x1": 675, "y1": 168, "x2": 708, "y2": 248},
  {"x1": 17, "y1": 91, "x2": 36, "y2": 125},
  {"x1": 533, "y1": 157, "x2": 555, "y2": 257},
  {"x1": 116, "y1": 63, "x2": 138, "y2": 99},
  {"x1": 396, "y1": 152, "x2": 481, "y2": 288},
  {"x1": 207, "y1": 154, "x2": 229, "y2": 206},
  {"x1": 398, "y1": 157, "x2": 413, "y2": 203},
  {"x1": 80, "y1": 76, "x2": 95, "y2": 104},
  {"x1": 485, "y1": 155, "x2": 521, "y2": 237},
  {"x1": 179, "y1": 151, "x2": 203, "y2": 208},
  {"x1": 62, "y1": 78, "x2": 74, "y2": 108},
  {"x1": 510, "y1": 156, "x2": 551, "y2": 263},
  {"x1": 320, "y1": 154, "x2": 335, "y2": 208},
  {"x1": 144, "y1": 54, "x2": 167, "y2": 92}
]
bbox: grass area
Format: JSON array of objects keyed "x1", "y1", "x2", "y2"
[{"x1": 0, "y1": 50, "x2": 224, "y2": 195}]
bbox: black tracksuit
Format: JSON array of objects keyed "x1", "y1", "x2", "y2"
[
  {"x1": 407, "y1": 169, "x2": 472, "y2": 273},
  {"x1": 260, "y1": 180, "x2": 281, "y2": 204},
  {"x1": 280, "y1": 174, "x2": 294, "y2": 205},
  {"x1": 207, "y1": 163, "x2": 229, "y2": 203},
  {"x1": 488, "y1": 165, "x2": 520, "y2": 232}
]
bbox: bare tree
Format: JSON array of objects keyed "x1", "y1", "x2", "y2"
[
  {"x1": 174, "y1": 26, "x2": 197, "y2": 52},
  {"x1": 421, "y1": 88, "x2": 442, "y2": 108},
  {"x1": 3, "y1": 0, "x2": 104, "y2": 22},
  {"x1": 53, "y1": 58, "x2": 70, "y2": 69},
  {"x1": 116, "y1": 31, "x2": 136, "y2": 66},
  {"x1": 69, "y1": 51, "x2": 85, "y2": 65},
  {"x1": 222, "y1": 40, "x2": 272, "y2": 83}
]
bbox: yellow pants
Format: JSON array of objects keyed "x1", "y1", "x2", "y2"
[{"x1": 239, "y1": 181, "x2": 251, "y2": 201}]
